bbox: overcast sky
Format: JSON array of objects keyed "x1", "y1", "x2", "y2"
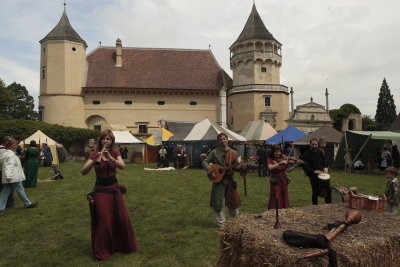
[{"x1": 1, "y1": 0, "x2": 399, "y2": 117}]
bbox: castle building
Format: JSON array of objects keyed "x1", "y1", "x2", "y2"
[
  {"x1": 38, "y1": 6, "x2": 231, "y2": 136},
  {"x1": 227, "y1": 4, "x2": 289, "y2": 132},
  {"x1": 39, "y1": 4, "x2": 289, "y2": 135},
  {"x1": 286, "y1": 88, "x2": 333, "y2": 133}
]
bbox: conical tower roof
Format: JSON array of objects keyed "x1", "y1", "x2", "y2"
[
  {"x1": 232, "y1": 4, "x2": 279, "y2": 47},
  {"x1": 39, "y1": 9, "x2": 87, "y2": 48}
]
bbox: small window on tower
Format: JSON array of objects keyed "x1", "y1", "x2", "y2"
[
  {"x1": 41, "y1": 67, "x2": 45, "y2": 79},
  {"x1": 261, "y1": 67, "x2": 267, "y2": 72},
  {"x1": 93, "y1": 100, "x2": 101, "y2": 105},
  {"x1": 72, "y1": 47, "x2": 76, "y2": 51},
  {"x1": 125, "y1": 100, "x2": 133, "y2": 105},
  {"x1": 264, "y1": 96, "x2": 271, "y2": 107},
  {"x1": 189, "y1": 101, "x2": 197, "y2": 105},
  {"x1": 158, "y1": 101, "x2": 165, "y2": 105},
  {"x1": 94, "y1": 125, "x2": 101, "y2": 131}
]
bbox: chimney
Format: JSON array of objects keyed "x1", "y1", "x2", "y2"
[
  {"x1": 290, "y1": 87, "x2": 294, "y2": 116},
  {"x1": 325, "y1": 88, "x2": 329, "y2": 112},
  {"x1": 116, "y1": 38, "x2": 122, "y2": 67}
]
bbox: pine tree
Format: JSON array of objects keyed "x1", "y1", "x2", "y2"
[{"x1": 375, "y1": 78, "x2": 396, "y2": 129}]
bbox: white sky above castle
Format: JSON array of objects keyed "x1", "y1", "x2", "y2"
[{"x1": 1, "y1": 0, "x2": 399, "y2": 117}]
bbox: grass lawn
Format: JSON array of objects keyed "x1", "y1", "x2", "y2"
[{"x1": 0, "y1": 162, "x2": 387, "y2": 266}]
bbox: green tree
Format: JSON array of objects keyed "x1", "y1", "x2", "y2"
[
  {"x1": 362, "y1": 115, "x2": 379, "y2": 130},
  {"x1": 375, "y1": 78, "x2": 396, "y2": 129},
  {"x1": 5, "y1": 82, "x2": 38, "y2": 120},
  {"x1": 0, "y1": 119, "x2": 99, "y2": 150},
  {"x1": 0, "y1": 79, "x2": 15, "y2": 120},
  {"x1": 329, "y1": 104, "x2": 361, "y2": 131}
]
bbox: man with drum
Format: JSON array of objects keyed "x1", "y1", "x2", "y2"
[{"x1": 302, "y1": 138, "x2": 332, "y2": 205}]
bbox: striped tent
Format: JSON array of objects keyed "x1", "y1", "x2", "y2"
[
  {"x1": 240, "y1": 120, "x2": 277, "y2": 142},
  {"x1": 183, "y1": 119, "x2": 246, "y2": 141}
]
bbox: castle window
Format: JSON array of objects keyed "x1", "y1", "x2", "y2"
[
  {"x1": 125, "y1": 100, "x2": 133, "y2": 105},
  {"x1": 261, "y1": 67, "x2": 267, "y2": 72},
  {"x1": 263, "y1": 96, "x2": 271, "y2": 107},
  {"x1": 158, "y1": 101, "x2": 165, "y2": 105},
  {"x1": 189, "y1": 101, "x2": 197, "y2": 106},
  {"x1": 41, "y1": 67, "x2": 45, "y2": 79},
  {"x1": 311, "y1": 114, "x2": 315, "y2": 120},
  {"x1": 230, "y1": 102, "x2": 233, "y2": 109},
  {"x1": 139, "y1": 125, "x2": 148, "y2": 134},
  {"x1": 94, "y1": 125, "x2": 101, "y2": 131},
  {"x1": 93, "y1": 100, "x2": 101, "y2": 105},
  {"x1": 72, "y1": 47, "x2": 76, "y2": 51}
]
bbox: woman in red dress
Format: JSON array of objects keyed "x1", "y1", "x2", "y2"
[
  {"x1": 267, "y1": 145, "x2": 300, "y2": 210},
  {"x1": 81, "y1": 130, "x2": 138, "y2": 261}
]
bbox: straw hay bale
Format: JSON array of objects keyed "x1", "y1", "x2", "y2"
[{"x1": 218, "y1": 203, "x2": 400, "y2": 266}]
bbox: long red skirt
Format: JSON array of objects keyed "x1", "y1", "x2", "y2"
[
  {"x1": 268, "y1": 177, "x2": 289, "y2": 210},
  {"x1": 92, "y1": 184, "x2": 138, "y2": 261}
]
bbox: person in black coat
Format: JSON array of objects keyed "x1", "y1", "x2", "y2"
[
  {"x1": 392, "y1": 145, "x2": 400, "y2": 168},
  {"x1": 256, "y1": 143, "x2": 268, "y2": 177},
  {"x1": 302, "y1": 138, "x2": 331, "y2": 205}
]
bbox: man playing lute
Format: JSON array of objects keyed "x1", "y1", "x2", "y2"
[{"x1": 202, "y1": 133, "x2": 245, "y2": 227}]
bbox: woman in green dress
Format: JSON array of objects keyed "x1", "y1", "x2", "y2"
[{"x1": 23, "y1": 140, "x2": 39, "y2": 187}]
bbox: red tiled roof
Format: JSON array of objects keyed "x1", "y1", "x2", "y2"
[{"x1": 85, "y1": 47, "x2": 232, "y2": 90}]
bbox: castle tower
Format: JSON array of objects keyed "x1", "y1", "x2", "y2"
[
  {"x1": 227, "y1": 4, "x2": 289, "y2": 131},
  {"x1": 38, "y1": 5, "x2": 87, "y2": 128}
]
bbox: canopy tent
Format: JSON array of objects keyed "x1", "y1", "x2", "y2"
[
  {"x1": 240, "y1": 120, "x2": 277, "y2": 142},
  {"x1": 183, "y1": 119, "x2": 246, "y2": 141},
  {"x1": 20, "y1": 130, "x2": 58, "y2": 146},
  {"x1": 165, "y1": 121, "x2": 196, "y2": 141},
  {"x1": 112, "y1": 131, "x2": 144, "y2": 163},
  {"x1": 161, "y1": 119, "x2": 246, "y2": 168},
  {"x1": 19, "y1": 130, "x2": 62, "y2": 165},
  {"x1": 144, "y1": 128, "x2": 174, "y2": 146},
  {"x1": 334, "y1": 130, "x2": 400, "y2": 169},
  {"x1": 294, "y1": 125, "x2": 342, "y2": 145},
  {"x1": 112, "y1": 131, "x2": 143, "y2": 144},
  {"x1": 265, "y1": 126, "x2": 306, "y2": 144},
  {"x1": 142, "y1": 128, "x2": 174, "y2": 163}
]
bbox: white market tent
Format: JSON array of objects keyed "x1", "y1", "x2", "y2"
[
  {"x1": 112, "y1": 131, "x2": 145, "y2": 163},
  {"x1": 112, "y1": 131, "x2": 143, "y2": 144},
  {"x1": 240, "y1": 120, "x2": 277, "y2": 142},
  {"x1": 183, "y1": 119, "x2": 246, "y2": 141},
  {"x1": 20, "y1": 129, "x2": 59, "y2": 146},
  {"x1": 20, "y1": 130, "x2": 63, "y2": 165}
]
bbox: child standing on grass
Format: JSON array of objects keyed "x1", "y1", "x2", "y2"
[{"x1": 384, "y1": 167, "x2": 400, "y2": 214}]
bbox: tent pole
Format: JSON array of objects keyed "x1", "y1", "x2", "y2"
[
  {"x1": 344, "y1": 131, "x2": 349, "y2": 172},
  {"x1": 190, "y1": 144, "x2": 192, "y2": 167},
  {"x1": 350, "y1": 134, "x2": 371, "y2": 169}
]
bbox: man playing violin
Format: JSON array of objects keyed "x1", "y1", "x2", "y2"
[
  {"x1": 202, "y1": 133, "x2": 245, "y2": 227},
  {"x1": 302, "y1": 138, "x2": 332, "y2": 205}
]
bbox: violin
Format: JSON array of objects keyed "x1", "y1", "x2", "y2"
[
  {"x1": 275, "y1": 157, "x2": 288, "y2": 165},
  {"x1": 286, "y1": 156, "x2": 303, "y2": 167},
  {"x1": 275, "y1": 155, "x2": 303, "y2": 167}
]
